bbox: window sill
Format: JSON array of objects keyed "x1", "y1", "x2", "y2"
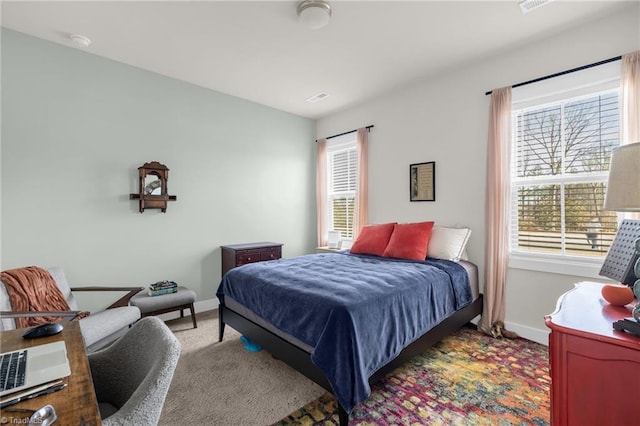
[{"x1": 509, "y1": 252, "x2": 606, "y2": 279}]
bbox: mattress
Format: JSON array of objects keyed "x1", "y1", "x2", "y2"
[{"x1": 223, "y1": 259, "x2": 480, "y2": 353}]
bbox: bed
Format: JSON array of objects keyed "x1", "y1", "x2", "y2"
[{"x1": 216, "y1": 251, "x2": 483, "y2": 425}]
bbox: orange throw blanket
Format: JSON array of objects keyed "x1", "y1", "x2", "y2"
[{"x1": 1, "y1": 266, "x2": 73, "y2": 328}]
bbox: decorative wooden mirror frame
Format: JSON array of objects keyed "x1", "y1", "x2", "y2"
[{"x1": 129, "y1": 161, "x2": 177, "y2": 213}]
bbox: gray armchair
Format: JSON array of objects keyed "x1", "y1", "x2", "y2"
[
  {"x1": 0, "y1": 267, "x2": 142, "y2": 352},
  {"x1": 89, "y1": 316, "x2": 181, "y2": 425}
]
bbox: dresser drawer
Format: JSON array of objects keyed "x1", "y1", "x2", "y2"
[
  {"x1": 236, "y1": 250, "x2": 262, "y2": 265},
  {"x1": 260, "y1": 247, "x2": 281, "y2": 261}
]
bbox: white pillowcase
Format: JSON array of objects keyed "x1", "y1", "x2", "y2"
[{"x1": 427, "y1": 226, "x2": 472, "y2": 262}]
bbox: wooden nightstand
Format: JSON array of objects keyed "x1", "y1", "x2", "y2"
[
  {"x1": 221, "y1": 242, "x2": 282, "y2": 276},
  {"x1": 545, "y1": 282, "x2": 640, "y2": 426}
]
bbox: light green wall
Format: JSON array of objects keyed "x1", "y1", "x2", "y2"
[{"x1": 1, "y1": 29, "x2": 316, "y2": 308}]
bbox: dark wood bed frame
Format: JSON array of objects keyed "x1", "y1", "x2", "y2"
[{"x1": 218, "y1": 295, "x2": 483, "y2": 425}]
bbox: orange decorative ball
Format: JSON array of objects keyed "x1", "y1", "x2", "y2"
[{"x1": 601, "y1": 284, "x2": 635, "y2": 306}]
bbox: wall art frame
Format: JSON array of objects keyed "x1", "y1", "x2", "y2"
[{"x1": 410, "y1": 161, "x2": 435, "y2": 202}]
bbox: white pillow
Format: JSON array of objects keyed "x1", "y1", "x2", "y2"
[{"x1": 427, "y1": 226, "x2": 472, "y2": 262}]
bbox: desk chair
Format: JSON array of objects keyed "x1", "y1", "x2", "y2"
[{"x1": 88, "y1": 316, "x2": 181, "y2": 425}]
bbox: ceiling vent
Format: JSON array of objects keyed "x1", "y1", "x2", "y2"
[
  {"x1": 519, "y1": 0, "x2": 554, "y2": 13},
  {"x1": 306, "y1": 92, "x2": 330, "y2": 103}
]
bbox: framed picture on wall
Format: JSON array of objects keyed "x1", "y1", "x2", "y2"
[{"x1": 410, "y1": 161, "x2": 435, "y2": 202}]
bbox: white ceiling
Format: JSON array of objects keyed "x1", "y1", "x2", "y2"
[{"x1": 1, "y1": 1, "x2": 635, "y2": 119}]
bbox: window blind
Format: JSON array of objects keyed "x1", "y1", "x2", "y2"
[
  {"x1": 327, "y1": 139, "x2": 357, "y2": 239},
  {"x1": 512, "y1": 89, "x2": 620, "y2": 257}
]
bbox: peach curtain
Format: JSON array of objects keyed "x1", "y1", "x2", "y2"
[
  {"x1": 621, "y1": 50, "x2": 640, "y2": 144},
  {"x1": 316, "y1": 138, "x2": 328, "y2": 247},
  {"x1": 353, "y1": 128, "x2": 369, "y2": 239},
  {"x1": 478, "y1": 87, "x2": 513, "y2": 337}
]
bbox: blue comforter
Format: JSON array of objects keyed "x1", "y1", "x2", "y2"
[{"x1": 216, "y1": 252, "x2": 472, "y2": 413}]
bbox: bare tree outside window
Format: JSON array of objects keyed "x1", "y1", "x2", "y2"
[{"x1": 513, "y1": 91, "x2": 619, "y2": 256}]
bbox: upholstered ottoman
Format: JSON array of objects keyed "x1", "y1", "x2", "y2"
[{"x1": 129, "y1": 286, "x2": 197, "y2": 328}]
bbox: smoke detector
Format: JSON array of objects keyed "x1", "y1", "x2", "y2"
[{"x1": 69, "y1": 34, "x2": 91, "y2": 48}]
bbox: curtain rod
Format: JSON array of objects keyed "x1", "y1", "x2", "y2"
[
  {"x1": 315, "y1": 125, "x2": 374, "y2": 143},
  {"x1": 484, "y1": 55, "x2": 622, "y2": 96}
]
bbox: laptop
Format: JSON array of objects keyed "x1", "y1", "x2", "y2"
[{"x1": 0, "y1": 341, "x2": 71, "y2": 397}]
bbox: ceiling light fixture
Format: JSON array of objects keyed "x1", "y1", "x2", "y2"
[
  {"x1": 519, "y1": 0, "x2": 554, "y2": 13},
  {"x1": 297, "y1": 0, "x2": 332, "y2": 30},
  {"x1": 69, "y1": 34, "x2": 91, "y2": 48}
]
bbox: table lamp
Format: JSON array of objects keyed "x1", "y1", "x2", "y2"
[{"x1": 600, "y1": 142, "x2": 640, "y2": 335}]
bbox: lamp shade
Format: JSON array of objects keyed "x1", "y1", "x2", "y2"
[{"x1": 603, "y1": 142, "x2": 640, "y2": 212}]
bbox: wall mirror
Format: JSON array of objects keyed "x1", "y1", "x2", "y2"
[{"x1": 129, "y1": 161, "x2": 177, "y2": 213}]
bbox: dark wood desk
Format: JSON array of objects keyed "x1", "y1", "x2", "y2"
[{"x1": 0, "y1": 321, "x2": 101, "y2": 425}]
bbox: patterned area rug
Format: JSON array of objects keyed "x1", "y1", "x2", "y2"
[{"x1": 274, "y1": 327, "x2": 549, "y2": 425}]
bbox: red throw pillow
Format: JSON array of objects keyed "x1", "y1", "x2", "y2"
[
  {"x1": 350, "y1": 223, "x2": 397, "y2": 256},
  {"x1": 382, "y1": 221, "x2": 435, "y2": 261}
]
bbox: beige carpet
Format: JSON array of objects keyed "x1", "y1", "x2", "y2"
[{"x1": 160, "y1": 310, "x2": 324, "y2": 426}]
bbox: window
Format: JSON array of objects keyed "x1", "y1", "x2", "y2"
[
  {"x1": 510, "y1": 63, "x2": 621, "y2": 274},
  {"x1": 326, "y1": 135, "x2": 357, "y2": 241}
]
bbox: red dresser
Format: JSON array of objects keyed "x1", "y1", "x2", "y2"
[{"x1": 545, "y1": 282, "x2": 640, "y2": 426}]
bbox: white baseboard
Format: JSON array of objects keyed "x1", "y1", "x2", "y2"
[
  {"x1": 504, "y1": 321, "x2": 549, "y2": 346},
  {"x1": 470, "y1": 316, "x2": 548, "y2": 346},
  {"x1": 154, "y1": 297, "x2": 218, "y2": 322},
  {"x1": 196, "y1": 298, "x2": 219, "y2": 313}
]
